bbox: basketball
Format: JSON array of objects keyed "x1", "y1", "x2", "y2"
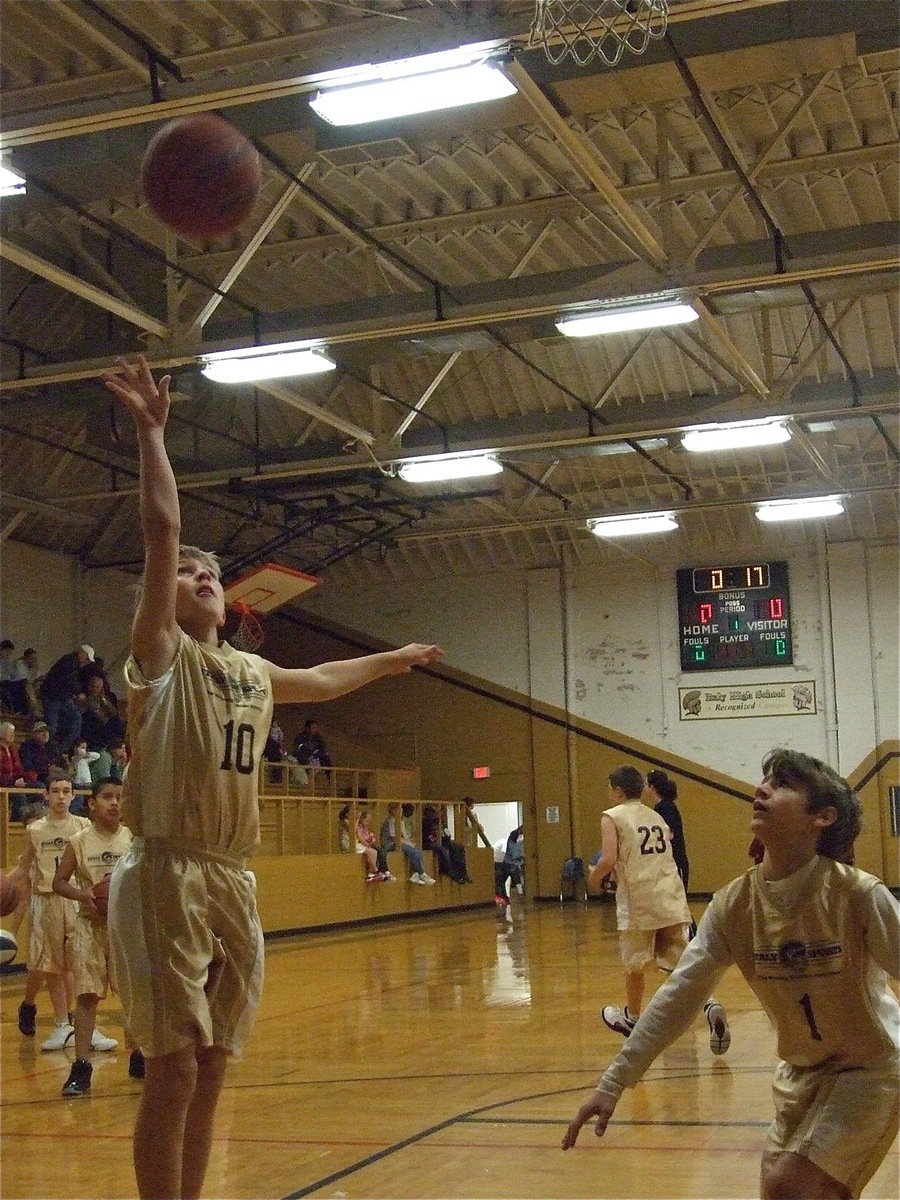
[
  {"x1": 92, "y1": 875, "x2": 112, "y2": 919},
  {"x1": 141, "y1": 114, "x2": 261, "y2": 239},
  {"x1": 0, "y1": 929, "x2": 17, "y2": 967},
  {"x1": 0, "y1": 873, "x2": 20, "y2": 918}
]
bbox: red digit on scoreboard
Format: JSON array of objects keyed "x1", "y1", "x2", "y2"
[
  {"x1": 699, "y1": 602, "x2": 713, "y2": 624},
  {"x1": 769, "y1": 597, "x2": 783, "y2": 619}
]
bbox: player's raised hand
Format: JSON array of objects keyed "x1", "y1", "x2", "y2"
[
  {"x1": 388, "y1": 643, "x2": 444, "y2": 672},
  {"x1": 102, "y1": 354, "x2": 171, "y2": 433},
  {"x1": 561, "y1": 1090, "x2": 617, "y2": 1150}
]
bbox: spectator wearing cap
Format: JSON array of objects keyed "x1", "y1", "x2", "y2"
[
  {"x1": 18, "y1": 720, "x2": 66, "y2": 792},
  {"x1": 38, "y1": 645, "x2": 95, "y2": 751}
]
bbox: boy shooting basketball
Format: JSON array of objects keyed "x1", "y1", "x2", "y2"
[
  {"x1": 563, "y1": 749, "x2": 900, "y2": 1200},
  {"x1": 102, "y1": 354, "x2": 443, "y2": 1200}
]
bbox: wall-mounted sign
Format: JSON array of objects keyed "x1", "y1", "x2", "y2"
[
  {"x1": 546, "y1": 806, "x2": 560, "y2": 825},
  {"x1": 472, "y1": 765, "x2": 491, "y2": 779},
  {"x1": 679, "y1": 679, "x2": 816, "y2": 720}
]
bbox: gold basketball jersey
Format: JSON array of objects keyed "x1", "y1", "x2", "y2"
[
  {"x1": 70, "y1": 823, "x2": 133, "y2": 916},
  {"x1": 28, "y1": 813, "x2": 91, "y2": 894},
  {"x1": 122, "y1": 630, "x2": 273, "y2": 857},
  {"x1": 606, "y1": 800, "x2": 692, "y2": 930},
  {"x1": 712, "y1": 858, "x2": 897, "y2": 1066}
]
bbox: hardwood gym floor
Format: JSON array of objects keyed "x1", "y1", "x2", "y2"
[{"x1": 1, "y1": 898, "x2": 897, "y2": 1199}]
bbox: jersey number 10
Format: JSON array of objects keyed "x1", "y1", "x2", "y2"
[{"x1": 220, "y1": 720, "x2": 256, "y2": 775}]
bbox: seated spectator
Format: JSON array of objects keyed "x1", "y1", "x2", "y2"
[
  {"x1": 338, "y1": 803, "x2": 352, "y2": 853},
  {"x1": 263, "y1": 721, "x2": 287, "y2": 764},
  {"x1": 355, "y1": 808, "x2": 393, "y2": 882},
  {"x1": 38, "y1": 643, "x2": 94, "y2": 750},
  {"x1": 381, "y1": 803, "x2": 435, "y2": 885},
  {"x1": 422, "y1": 804, "x2": 469, "y2": 884},
  {"x1": 69, "y1": 738, "x2": 100, "y2": 789},
  {"x1": 87, "y1": 738, "x2": 129, "y2": 787},
  {"x1": 19, "y1": 720, "x2": 66, "y2": 788},
  {"x1": 294, "y1": 718, "x2": 332, "y2": 768},
  {"x1": 79, "y1": 674, "x2": 124, "y2": 751},
  {"x1": 0, "y1": 719, "x2": 29, "y2": 822}
]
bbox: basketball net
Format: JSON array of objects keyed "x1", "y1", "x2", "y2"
[
  {"x1": 530, "y1": 0, "x2": 668, "y2": 67},
  {"x1": 230, "y1": 603, "x2": 265, "y2": 653}
]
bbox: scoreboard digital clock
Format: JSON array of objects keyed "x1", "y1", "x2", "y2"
[{"x1": 677, "y1": 561, "x2": 793, "y2": 671}]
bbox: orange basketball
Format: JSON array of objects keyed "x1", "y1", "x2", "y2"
[
  {"x1": 141, "y1": 114, "x2": 261, "y2": 239},
  {"x1": 92, "y1": 875, "x2": 112, "y2": 919}
]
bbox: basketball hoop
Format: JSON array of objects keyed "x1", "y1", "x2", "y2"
[
  {"x1": 530, "y1": 0, "x2": 669, "y2": 68},
  {"x1": 230, "y1": 603, "x2": 265, "y2": 654},
  {"x1": 222, "y1": 562, "x2": 322, "y2": 654}
]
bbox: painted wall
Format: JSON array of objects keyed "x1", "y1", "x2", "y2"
[
  {"x1": 301, "y1": 539, "x2": 899, "y2": 891},
  {"x1": 4, "y1": 536, "x2": 896, "y2": 895},
  {"x1": 0, "y1": 541, "x2": 134, "y2": 694}
]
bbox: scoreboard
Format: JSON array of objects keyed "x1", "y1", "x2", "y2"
[{"x1": 677, "y1": 561, "x2": 793, "y2": 671}]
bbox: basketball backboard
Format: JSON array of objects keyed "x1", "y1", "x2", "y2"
[{"x1": 223, "y1": 562, "x2": 320, "y2": 613}]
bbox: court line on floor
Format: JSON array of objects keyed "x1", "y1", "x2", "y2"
[{"x1": 278, "y1": 1073, "x2": 772, "y2": 1199}]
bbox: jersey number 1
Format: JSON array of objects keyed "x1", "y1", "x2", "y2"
[
  {"x1": 220, "y1": 720, "x2": 256, "y2": 775},
  {"x1": 798, "y1": 992, "x2": 823, "y2": 1041}
]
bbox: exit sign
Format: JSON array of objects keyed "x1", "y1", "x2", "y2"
[{"x1": 472, "y1": 766, "x2": 491, "y2": 780}]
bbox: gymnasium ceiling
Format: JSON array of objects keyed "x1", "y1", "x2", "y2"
[{"x1": 0, "y1": 0, "x2": 898, "y2": 594}]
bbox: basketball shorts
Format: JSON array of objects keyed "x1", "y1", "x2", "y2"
[
  {"x1": 763, "y1": 1052, "x2": 899, "y2": 1197},
  {"x1": 73, "y1": 916, "x2": 114, "y2": 999},
  {"x1": 27, "y1": 892, "x2": 76, "y2": 974},
  {"x1": 618, "y1": 923, "x2": 688, "y2": 973},
  {"x1": 108, "y1": 838, "x2": 264, "y2": 1060}
]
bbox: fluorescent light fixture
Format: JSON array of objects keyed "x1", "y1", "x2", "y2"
[
  {"x1": 310, "y1": 62, "x2": 516, "y2": 125},
  {"x1": 398, "y1": 455, "x2": 503, "y2": 483},
  {"x1": 556, "y1": 300, "x2": 698, "y2": 338},
  {"x1": 755, "y1": 496, "x2": 845, "y2": 523},
  {"x1": 682, "y1": 420, "x2": 791, "y2": 453},
  {"x1": 201, "y1": 344, "x2": 336, "y2": 383},
  {"x1": 0, "y1": 164, "x2": 26, "y2": 196},
  {"x1": 587, "y1": 511, "x2": 678, "y2": 538}
]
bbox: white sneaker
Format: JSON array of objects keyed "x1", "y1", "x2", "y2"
[
  {"x1": 41, "y1": 1022, "x2": 75, "y2": 1052},
  {"x1": 409, "y1": 873, "x2": 428, "y2": 885},
  {"x1": 704, "y1": 1001, "x2": 731, "y2": 1055},
  {"x1": 420, "y1": 873, "x2": 437, "y2": 885},
  {"x1": 91, "y1": 1028, "x2": 118, "y2": 1052}
]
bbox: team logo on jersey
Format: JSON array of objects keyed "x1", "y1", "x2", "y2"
[
  {"x1": 754, "y1": 938, "x2": 843, "y2": 979},
  {"x1": 42, "y1": 836, "x2": 68, "y2": 852},
  {"x1": 200, "y1": 666, "x2": 268, "y2": 708}
]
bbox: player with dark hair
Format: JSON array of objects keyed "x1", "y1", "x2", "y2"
[{"x1": 564, "y1": 749, "x2": 899, "y2": 1200}]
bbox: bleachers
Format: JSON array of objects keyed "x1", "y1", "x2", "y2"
[{"x1": 1, "y1": 765, "x2": 496, "y2": 939}]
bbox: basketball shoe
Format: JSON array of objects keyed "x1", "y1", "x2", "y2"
[
  {"x1": 601, "y1": 1005, "x2": 637, "y2": 1037},
  {"x1": 704, "y1": 1001, "x2": 731, "y2": 1055}
]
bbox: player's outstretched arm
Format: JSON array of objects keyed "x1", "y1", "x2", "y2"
[
  {"x1": 102, "y1": 355, "x2": 180, "y2": 678},
  {"x1": 267, "y1": 643, "x2": 443, "y2": 705},
  {"x1": 561, "y1": 1090, "x2": 618, "y2": 1150}
]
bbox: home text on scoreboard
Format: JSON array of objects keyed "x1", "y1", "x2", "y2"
[{"x1": 676, "y1": 561, "x2": 793, "y2": 671}]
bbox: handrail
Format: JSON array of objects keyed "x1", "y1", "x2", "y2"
[{"x1": 0, "y1": 787, "x2": 467, "y2": 867}]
